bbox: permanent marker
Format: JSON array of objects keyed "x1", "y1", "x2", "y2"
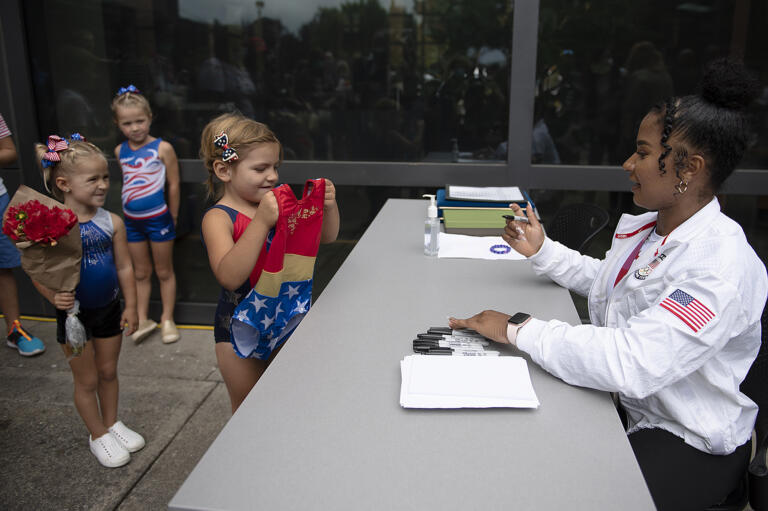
[
  {"x1": 416, "y1": 333, "x2": 446, "y2": 340},
  {"x1": 502, "y1": 214, "x2": 530, "y2": 223},
  {"x1": 451, "y1": 328, "x2": 483, "y2": 337},
  {"x1": 415, "y1": 347, "x2": 500, "y2": 356},
  {"x1": 414, "y1": 336, "x2": 486, "y2": 347},
  {"x1": 413, "y1": 340, "x2": 486, "y2": 351},
  {"x1": 450, "y1": 331, "x2": 490, "y2": 345},
  {"x1": 417, "y1": 333, "x2": 486, "y2": 346},
  {"x1": 418, "y1": 332, "x2": 490, "y2": 347}
]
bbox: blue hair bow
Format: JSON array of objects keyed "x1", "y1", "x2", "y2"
[
  {"x1": 213, "y1": 131, "x2": 239, "y2": 162},
  {"x1": 68, "y1": 133, "x2": 85, "y2": 142},
  {"x1": 116, "y1": 84, "x2": 140, "y2": 96}
]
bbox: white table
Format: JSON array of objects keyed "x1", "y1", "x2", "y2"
[{"x1": 170, "y1": 199, "x2": 654, "y2": 510}]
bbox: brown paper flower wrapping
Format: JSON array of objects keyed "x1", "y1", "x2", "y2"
[{"x1": 2, "y1": 185, "x2": 81, "y2": 292}]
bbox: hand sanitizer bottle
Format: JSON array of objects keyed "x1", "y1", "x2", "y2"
[{"x1": 423, "y1": 194, "x2": 439, "y2": 256}]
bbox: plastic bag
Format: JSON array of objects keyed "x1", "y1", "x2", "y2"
[{"x1": 65, "y1": 300, "x2": 87, "y2": 357}]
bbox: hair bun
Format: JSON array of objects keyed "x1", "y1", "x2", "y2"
[{"x1": 699, "y1": 58, "x2": 759, "y2": 111}]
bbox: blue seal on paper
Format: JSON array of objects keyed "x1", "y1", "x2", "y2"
[{"x1": 490, "y1": 244, "x2": 511, "y2": 255}]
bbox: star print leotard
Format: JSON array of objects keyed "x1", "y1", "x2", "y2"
[{"x1": 208, "y1": 205, "x2": 273, "y2": 343}]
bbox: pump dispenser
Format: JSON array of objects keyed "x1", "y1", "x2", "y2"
[{"x1": 423, "y1": 194, "x2": 439, "y2": 256}]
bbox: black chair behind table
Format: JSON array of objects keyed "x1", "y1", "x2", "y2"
[
  {"x1": 545, "y1": 203, "x2": 610, "y2": 254},
  {"x1": 707, "y1": 304, "x2": 768, "y2": 511}
]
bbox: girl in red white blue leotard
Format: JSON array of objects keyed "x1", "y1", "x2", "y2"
[
  {"x1": 199, "y1": 112, "x2": 340, "y2": 413},
  {"x1": 112, "y1": 85, "x2": 181, "y2": 345}
]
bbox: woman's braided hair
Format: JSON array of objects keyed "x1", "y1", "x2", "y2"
[{"x1": 657, "y1": 98, "x2": 676, "y2": 176}]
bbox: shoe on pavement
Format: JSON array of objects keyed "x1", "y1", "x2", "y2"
[
  {"x1": 161, "y1": 320, "x2": 180, "y2": 344},
  {"x1": 108, "y1": 420, "x2": 145, "y2": 453},
  {"x1": 130, "y1": 319, "x2": 157, "y2": 344},
  {"x1": 6, "y1": 320, "x2": 46, "y2": 356},
  {"x1": 89, "y1": 432, "x2": 130, "y2": 468}
]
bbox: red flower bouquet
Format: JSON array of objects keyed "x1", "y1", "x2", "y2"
[
  {"x1": 2, "y1": 186, "x2": 85, "y2": 356},
  {"x1": 3, "y1": 199, "x2": 78, "y2": 246}
]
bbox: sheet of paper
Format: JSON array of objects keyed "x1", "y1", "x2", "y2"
[
  {"x1": 447, "y1": 185, "x2": 525, "y2": 202},
  {"x1": 438, "y1": 233, "x2": 526, "y2": 260},
  {"x1": 400, "y1": 355, "x2": 540, "y2": 409}
]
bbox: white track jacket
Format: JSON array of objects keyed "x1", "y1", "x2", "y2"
[{"x1": 516, "y1": 198, "x2": 767, "y2": 454}]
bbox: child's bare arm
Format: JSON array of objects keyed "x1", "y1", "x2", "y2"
[
  {"x1": 320, "y1": 179, "x2": 339, "y2": 243},
  {"x1": 31, "y1": 280, "x2": 75, "y2": 310},
  {"x1": 110, "y1": 213, "x2": 138, "y2": 334},
  {"x1": 0, "y1": 136, "x2": 18, "y2": 167},
  {"x1": 159, "y1": 141, "x2": 181, "y2": 226},
  {"x1": 202, "y1": 196, "x2": 277, "y2": 291}
]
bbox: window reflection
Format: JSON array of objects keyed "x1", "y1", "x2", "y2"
[
  {"x1": 25, "y1": 0, "x2": 512, "y2": 162},
  {"x1": 536, "y1": 0, "x2": 768, "y2": 168}
]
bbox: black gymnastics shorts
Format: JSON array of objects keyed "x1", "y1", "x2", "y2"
[{"x1": 56, "y1": 298, "x2": 123, "y2": 344}]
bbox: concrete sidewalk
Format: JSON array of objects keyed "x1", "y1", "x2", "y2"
[{"x1": 0, "y1": 318, "x2": 231, "y2": 510}]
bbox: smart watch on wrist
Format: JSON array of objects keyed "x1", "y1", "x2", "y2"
[{"x1": 506, "y1": 312, "x2": 532, "y2": 345}]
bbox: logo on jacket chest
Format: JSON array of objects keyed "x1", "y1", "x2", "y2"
[{"x1": 634, "y1": 252, "x2": 666, "y2": 280}]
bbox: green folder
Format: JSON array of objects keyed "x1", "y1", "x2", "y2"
[{"x1": 441, "y1": 207, "x2": 510, "y2": 229}]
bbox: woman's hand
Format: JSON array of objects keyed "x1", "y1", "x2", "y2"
[
  {"x1": 121, "y1": 306, "x2": 138, "y2": 336},
  {"x1": 502, "y1": 202, "x2": 545, "y2": 257},
  {"x1": 448, "y1": 310, "x2": 511, "y2": 344},
  {"x1": 253, "y1": 190, "x2": 279, "y2": 228},
  {"x1": 53, "y1": 291, "x2": 76, "y2": 311}
]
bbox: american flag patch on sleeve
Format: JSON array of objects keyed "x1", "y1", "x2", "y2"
[{"x1": 659, "y1": 289, "x2": 715, "y2": 332}]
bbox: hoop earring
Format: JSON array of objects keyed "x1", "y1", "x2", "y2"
[{"x1": 675, "y1": 180, "x2": 688, "y2": 194}]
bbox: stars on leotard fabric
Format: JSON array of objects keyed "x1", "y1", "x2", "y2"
[
  {"x1": 229, "y1": 279, "x2": 313, "y2": 359},
  {"x1": 260, "y1": 313, "x2": 275, "y2": 330},
  {"x1": 293, "y1": 299, "x2": 308, "y2": 314},
  {"x1": 250, "y1": 295, "x2": 267, "y2": 313}
]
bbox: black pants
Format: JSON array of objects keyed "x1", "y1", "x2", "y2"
[{"x1": 629, "y1": 428, "x2": 751, "y2": 511}]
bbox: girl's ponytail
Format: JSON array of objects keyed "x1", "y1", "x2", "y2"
[{"x1": 34, "y1": 141, "x2": 60, "y2": 199}]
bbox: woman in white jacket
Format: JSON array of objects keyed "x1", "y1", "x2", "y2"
[{"x1": 450, "y1": 59, "x2": 768, "y2": 511}]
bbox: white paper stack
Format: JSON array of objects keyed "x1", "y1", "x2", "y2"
[
  {"x1": 446, "y1": 185, "x2": 526, "y2": 202},
  {"x1": 438, "y1": 233, "x2": 526, "y2": 260},
  {"x1": 399, "y1": 355, "x2": 540, "y2": 409}
]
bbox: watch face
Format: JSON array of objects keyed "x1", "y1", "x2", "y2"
[{"x1": 508, "y1": 312, "x2": 531, "y2": 324}]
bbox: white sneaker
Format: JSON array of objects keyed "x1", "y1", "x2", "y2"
[
  {"x1": 89, "y1": 432, "x2": 130, "y2": 468},
  {"x1": 108, "y1": 421, "x2": 146, "y2": 453}
]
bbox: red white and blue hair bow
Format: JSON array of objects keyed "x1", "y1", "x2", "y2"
[
  {"x1": 116, "y1": 84, "x2": 141, "y2": 96},
  {"x1": 41, "y1": 135, "x2": 69, "y2": 168},
  {"x1": 214, "y1": 131, "x2": 238, "y2": 162}
]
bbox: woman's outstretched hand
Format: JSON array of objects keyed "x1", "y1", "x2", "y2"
[
  {"x1": 448, "y1": 310, "x2": 511, "y2": 344},
  {"x1": 502, "y1": 202, "x2": 545, "y2": 257}
]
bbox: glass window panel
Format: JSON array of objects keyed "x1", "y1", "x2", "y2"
[
  {"x1": 535, "y1": 1, "x2": 768, "y2": 169},
  {"x1": 24, "y1": 0, "x2": 512, "y2": 162}
]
